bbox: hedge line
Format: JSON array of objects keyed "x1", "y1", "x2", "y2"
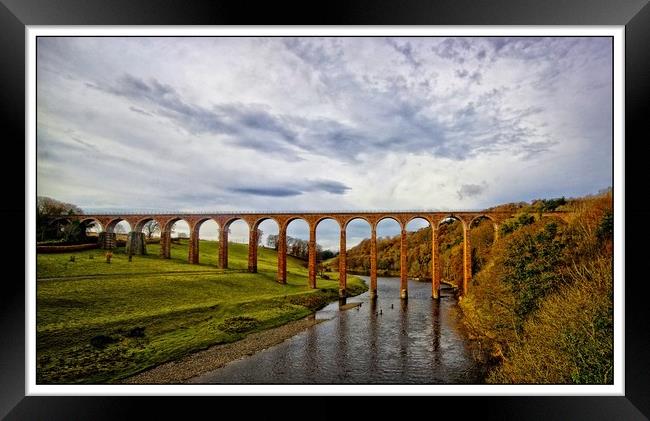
[{"x1": 37, "y1": 243, "x2": 99, "y2": 253}]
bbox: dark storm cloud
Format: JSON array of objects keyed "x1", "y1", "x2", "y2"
[
  {"x1": 89, "y1": 74, "x2": 299, "y2": 155},
  {"x1": 228, "y1": 179, "x2": 350, "y2": 198},
  {"x1": 229, "y1": 187, "x2": 302, "y2": 197},
  {"x1": 457, "y1": 183, "x2": 487, "y2": 200},
  {"x1": 304, "y1": 180, "x2": 350, "y2": 194}
]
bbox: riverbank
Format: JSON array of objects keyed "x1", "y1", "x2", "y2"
[
  {"x1": 36, "y1": 240, "x2": 367, "y2": 384},
  {"x1": 122, "y1": 315, "x2": 323, "y2": 384}
]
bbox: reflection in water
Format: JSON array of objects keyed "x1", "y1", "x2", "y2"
[
  {"x1": 190, "y1": 277, "x2": 485, "y2": 384},
  {"x1": 368, "y1": 298, "x2": 378, "y2": 378}
]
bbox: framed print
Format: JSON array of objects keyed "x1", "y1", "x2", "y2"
[{"x1": 3, "y1": 0, "x2": 649, "y2": 418}]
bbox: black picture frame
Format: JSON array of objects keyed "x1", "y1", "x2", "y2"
[{"x1": 4, "y1": 0, "x2": 648, "y2": 418}]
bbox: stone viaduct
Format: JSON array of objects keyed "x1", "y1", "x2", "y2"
[{"x1": 64, "y1": 211, "x2": 569, "y2": 300}]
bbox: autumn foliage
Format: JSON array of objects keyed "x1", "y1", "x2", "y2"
[{"x1": 461, "y1": 190, "x2": 613, "y2": 383}]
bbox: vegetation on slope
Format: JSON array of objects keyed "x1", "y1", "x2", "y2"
[
  {"x1": 36, "y1": 240, "x2": 367, "y2": 384},
  {"x1": 460, "y1": 191, "x2": 613, "y2": 383}
]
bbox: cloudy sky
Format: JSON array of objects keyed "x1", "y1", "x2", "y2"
[{"x1": 36, "y1": 36, "x2": 613, "y2": 249}]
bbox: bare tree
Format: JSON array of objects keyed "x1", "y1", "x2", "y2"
[
  {"x1": 142, "y1": 220, "x2": 160, "y2": 239},
  {"x1": 267, "y1": 234, "x2": 278, "y2": 250}
]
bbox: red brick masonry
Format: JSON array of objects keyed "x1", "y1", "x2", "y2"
[{"x1": 65, "y1": 211, "x2": 569, "y2": 299}]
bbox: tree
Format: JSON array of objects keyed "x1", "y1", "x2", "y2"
[
  {"x1": 37, "y1": 196, "x2": 84, "y2": 241},
  {"x1": 319, "y1": 249, "x2": 335, "y2": 261},
  {"x1": 143, "y1": 220, "x2": 160, "y2": 239},
  {"x1": 257, "y1": 229, "x2": 264, "y2": 246},
  {"x1": 37, "y1": 196, "x2": 83, "y2": 217},
  {"x1": 61, "y1": 220, "x2": 90, "y2": 243},
  {"x1": 267, "y1": 234, "x2": 279, "y2": 250}
]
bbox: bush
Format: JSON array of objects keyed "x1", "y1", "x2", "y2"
[
  {"x1": 489, "y1": 257, "x2": 613, "y2": 384},
  {"x1": 502, "y1": 222, "x2": 567, "y2": 330},
  {"x1": 90, "y1": 335, "x2": 118, "y2": 349},
  {"x1": 125, "y1": 327, "x2": 146, "y2": 338},
  {"x1": 499, "y1": 213, "x2": 535, "y2": 236}
]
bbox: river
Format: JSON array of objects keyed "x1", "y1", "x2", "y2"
[{"x1": 190, "y1": 276, "x2": 486, "y2": 384}]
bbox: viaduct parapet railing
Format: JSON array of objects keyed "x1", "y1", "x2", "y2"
[{"x1": 61, "y1": 210, "x2": 571, "y2": 300}]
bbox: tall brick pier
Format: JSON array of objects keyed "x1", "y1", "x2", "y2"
[{"x1": 65, "y1": 210, "x2": 569, "y2": 299}]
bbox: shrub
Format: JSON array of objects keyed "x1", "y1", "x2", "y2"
[
  {"x1": 502, "y1": 222, "x2": 567, "y2": 330},
  {"x1": 90, "y1": 335, "x2": 118, "y2": 349},
  {"x1": 499, "y1": 213, "x2": 535, "y2": 236},
  {"x1": 125, "y1": 327, "x2": 146, "y2": 338}
]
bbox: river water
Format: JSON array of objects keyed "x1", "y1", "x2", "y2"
[{"x1": 190, "y1": 276, "x2": 486, "y2": 384}]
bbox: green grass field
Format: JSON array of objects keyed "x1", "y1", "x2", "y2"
[{"x1": 36, "y1": 240, "x2": 367, "y2": 384}]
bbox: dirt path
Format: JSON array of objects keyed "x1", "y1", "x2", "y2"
[{"x1": 120, "y1": 315, "x2": 322, "y2": 384}]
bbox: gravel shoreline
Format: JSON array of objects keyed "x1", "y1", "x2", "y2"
[{"x1": 121, "y1": 315, "x2": 322, "y2": 384}]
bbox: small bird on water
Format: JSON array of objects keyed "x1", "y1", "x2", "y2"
[
  {"x1": 391, "y1": 304, "x2": 394, "y2": 309},
  {"x1": 379, "y1": 309, "x2": 383, "y2": 315}
]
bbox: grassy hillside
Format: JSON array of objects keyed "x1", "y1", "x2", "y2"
[{"x1": 36, "y1": 240, "x2": 367, "y2": 384}]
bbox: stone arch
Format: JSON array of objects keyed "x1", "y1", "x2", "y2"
[
  {"x1": 342, "y1": 216, "x2": 372, "y2": 293},
  {"x1": 469, "y1": 213, "x2": 497, "y2": 228},
  {"x1": 218, "y1": 217, "x2": 251, "y2": 270},
  {"x1": 315, "y1": 215, "x2": 343, "y2": 231},
  {"x1": 405, "y1": 215, "x2": 433, "y2": 227},
  {"x1": 134, "y1": 216, "x2": 161, "y2": 233},
  {"x1": 404, "y1": 216, "x2": 433, "y2": 280},
  {"x1": 78, "y1": 217, "x2": 104, "y2": 244},
  {"x1": 376, "y1": 215, "x2": 405, "y2": 230},
  {"x1": 162, "y1": 217, "x2": 191, "y2": 236},
  {"x1": 252, "y1": 216, "x2": 281, "y2": 232},
  {"x1": 274, "y1": 216, "x2": 310, "y2": 285},
  {"x1": 283, "y1": 215, "x2": 310, "y2": 230},
  {"x1": 313, "y1": 217, "x2": 344, "y2": 283},
  {"x1": 189, "y1": 217, "x2": 220, "y2": 265},
  {"x1": 159, "y1": 217, "x2": 190, "y2": 260},
  {"x1": 308, "y1": 215, "x2": 344, "y2": 288},
  {"x1": 252, "y1": 216, "x2": 281, "y2": 275},
  {"x1": 284, "y1": 217, "x2": 310, "y2": 260},
  {"x1": 435, "y1": 214, "x2": 470, "y2": 297},
  {"x1": 467, "y1": 215, "x2": 498, "y2": 281},
  {"x1": 341, "y1": 215, "x2": 371, "y2": 231},
  {"x1": 191, "y1": 216, "x2": 220, "y2": 235},
  {"x1": 79, "y1": 217, "x2": 103, "y2": 232},
  {"x1": 436, "y1": 214, "x2": 468, "y2": 230},
  {"x1": 342, "y1": 216, "x2": 372, "y2": 233},
  {"x1": 41, "y1": 216, "x2": 72, "y2": 243},
  {"x1": 106, "y1": 217, "x2": 132, "y2": 234},
  {"x1": 223, "y1": 217, "x2": 252, "y2": 232}
]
